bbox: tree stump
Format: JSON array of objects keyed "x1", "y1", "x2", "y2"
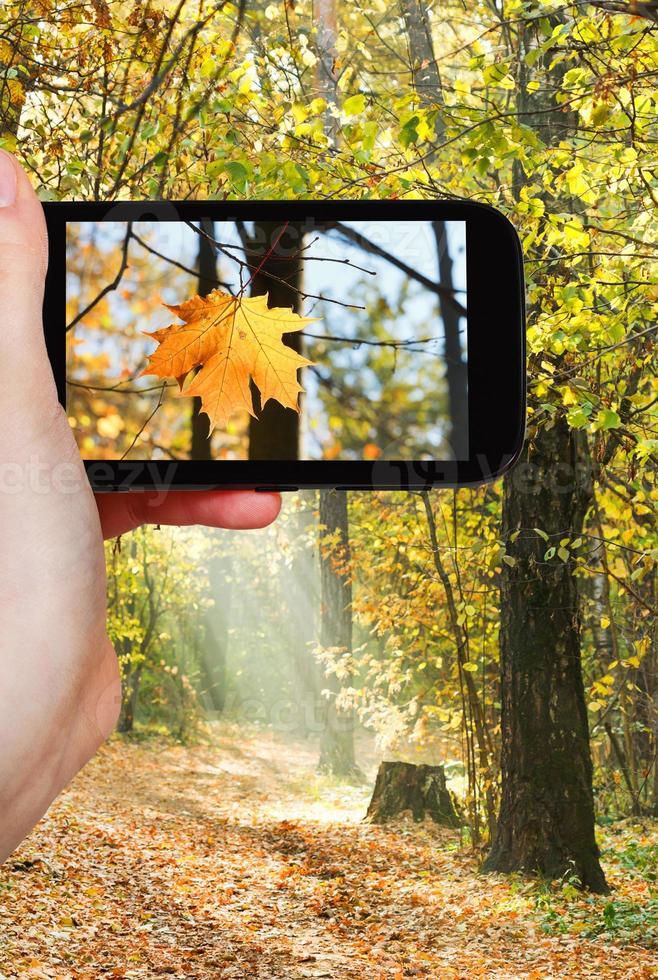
[{"x1": 365, "y1": 761, "x2": 460, "y2": 827}]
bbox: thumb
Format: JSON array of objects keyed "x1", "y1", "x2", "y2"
[{"x1": 0, "y1": 150, "x2": 55, "y2": 431}]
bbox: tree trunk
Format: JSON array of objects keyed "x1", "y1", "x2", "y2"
[
  {"x1": 317, "y1": 489, "x2": 361, "y2": 779},
  {"x1": 366, "y1": 761, "x2": 460, "y2": 827},
  {"x1": 0, "y1": 13, "x2": 28, "y2": 142},
  {"x1": 199, "y1": 618, "x2": 227, "y2": 713},
  {"x1": 198, "y1": 551, "x2": 232, "y2": 713},
  {"x1": 483, "y1": 419, "x2": 608, "y2": 891},
  {"x1": 432, "y1": 221, "x2": 468, "y2": 458},
  {"x1": 313, "y1": 0, "x2": 338, "y2": 109},
  {"x1": 118, "y1": 662, "x2": 143, "y2": 734},
  {"x1": 482, "y1": 16, "x2": 608, "y2": 892},
  {"x1": 190, "y1": 218, "x2": 215, "y2": 460},
  {"x1": 286, "y1": 497, "x2": 322, "y2": 737},
  {"x1": 238, "y1": 220, "x2": 305, "y2": 460},
  {"x1": 399, "y1": 0, "x2": 443, "y2": 123},
  {"x1": 400, "y1": 13, "x2": 466, "y2": 457},
  {"x1": 117, "y1": 538, "x2": 140, "y2": 734}
]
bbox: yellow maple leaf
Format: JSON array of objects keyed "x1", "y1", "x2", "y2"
[{"x1": 140, "y1": 289, "x2": 316, "y2": 431}]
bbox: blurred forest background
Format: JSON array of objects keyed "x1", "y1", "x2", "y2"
[
  {"x1": 65, "y1": 216, "x2": 468, "y2": 461},
  {"x1": 2, "y1": 0, "x2": 658, "y2": 975}
]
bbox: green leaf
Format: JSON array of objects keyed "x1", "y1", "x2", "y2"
[
  {"x1": 343, "y1": 94, "x2": 366, "y2": 116},
  {"x1": 598, "y1": 409, "x2": 621, "y2": 431},
  {"x1": 399, "y1": 115, "x2": 419, "y2": 148},
  {"x1": 224, "y1": 161, "x2": 249, "y2": 192},
  {"x1": 282, "y1": 160, "x2": 308, "y2": 193},
  {"x1": 206, "y1": 159, "x2": 226, "y2": 179}
]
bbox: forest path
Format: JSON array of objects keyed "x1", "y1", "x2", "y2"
[{"x1": 0, "y1": 726, "x2": 656, "y2": 980}]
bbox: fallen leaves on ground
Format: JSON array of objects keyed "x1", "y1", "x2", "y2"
[{"x1": 0, "y1": 726, "x2": 656, "y2": 979}]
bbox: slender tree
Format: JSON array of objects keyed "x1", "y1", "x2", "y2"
[
  {"x1": 318, "y1": 489, "x2": 361, "y2": 779},
  {"x1": 198, "y1": 550, "x2": 231, "y2": 714},
  {"x1": 399, "y1": 0, "x2": 443, "y2": 115},
  {"x1": 432, "y1": 221, "x2": 468, "y2": 458},
  {"x1": 396, "y1": 7, "x2": 467, "y2": 457}
]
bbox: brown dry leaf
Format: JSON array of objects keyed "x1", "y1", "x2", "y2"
[{"x1": 140, "y1": 289, "x2": 316, "y2": 430}]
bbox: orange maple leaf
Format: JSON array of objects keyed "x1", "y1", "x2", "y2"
[{"x1": 140, "y1": 289, "x2": 316, "y2": 431}]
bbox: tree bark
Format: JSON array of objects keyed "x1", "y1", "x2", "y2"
[
  {"x1": 238, "y1": 220, "x2": 305, "y2": 460},
  {"x1": 317, "y1": 489, "x2": 361, "y2": 779},
  {"x1": 366, "y1": 761, "x2": 460, "y2": 827},
  {"x1": 483, "y1": 419, "x2": 608, "y2": 891}
]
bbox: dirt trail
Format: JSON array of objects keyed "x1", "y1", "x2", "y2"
[{"x1": 0, "y1": 727, "x2": 655, "y2": 979}]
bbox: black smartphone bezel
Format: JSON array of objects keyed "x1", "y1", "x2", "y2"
[{"x1": 44, "y1": 198, "x2": 526, "y2": 491}]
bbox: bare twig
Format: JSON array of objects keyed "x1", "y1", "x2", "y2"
[
  {"x1": 326, "y1": 221, "x2": 468, "y2": 317},
  {"x1": 120, "y1": 383, "x2": 167, "y2": 460},
  {"x1": 66, "y1": 222, "x2": 133, "y2": 332},
  {"x1": 130, "y1": 230, "x2": 233, "y2": 289}
]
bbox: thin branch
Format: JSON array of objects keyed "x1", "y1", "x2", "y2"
[
  {"x1": 186, "y1": 219, "x2": 367, "y2": 311},
  {"x1": 66, "y1": 223, "x2": 133, "y2": 332},
  {"x1": 130, "y1": 230, "x2": 233, "y2": 289},
  {"x1": 67, "y1": 379, "x2": 177, "y2": 395},
  {"x1": 590, "y1": 1, "x2": 658, "y2": 24},
  {"x1": 120, "y1": 383, "x2": 167, "y2": 460},
  {"x1": 325, "y1": 221, "x2": 468, "y2": 317},
  {"x1": 303, "y1": 331, "x2": 464, "y2": 362}
]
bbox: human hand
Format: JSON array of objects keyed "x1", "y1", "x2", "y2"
[{"x1": 0, "y1": 151, "x2": 280, "y2": 861}]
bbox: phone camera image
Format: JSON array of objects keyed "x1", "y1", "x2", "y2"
[{"x1": 64, "y1": 218, "x2": 468, "y2": 465}]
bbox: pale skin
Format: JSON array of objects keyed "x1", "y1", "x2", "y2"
[{"x1": 0, "y1": 151, "x2": 281, "y2": 862}]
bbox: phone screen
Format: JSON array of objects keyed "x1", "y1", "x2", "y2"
[{"x1": 65, "y1": 218, "x2": 468, "y2": 463}]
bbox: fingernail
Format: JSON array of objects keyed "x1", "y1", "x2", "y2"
[{"x1": 0, "y1": 150, "x2": 17, "y2": 208}]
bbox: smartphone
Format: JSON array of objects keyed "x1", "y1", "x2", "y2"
[{"x1": 43, "y1": 200, "x2": 525, "y2": 491}]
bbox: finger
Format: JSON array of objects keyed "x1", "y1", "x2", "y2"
[
  {"x1": 95, "y1": 489, "x2": 282, "y2": 539},
  {"x1": 0, "y1": 151, "x2": 54, "y2": 421}
]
